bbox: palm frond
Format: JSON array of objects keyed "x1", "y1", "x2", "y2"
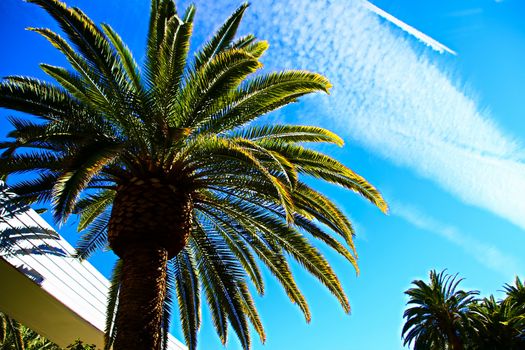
[
  {"x1": 190, "y1": 222, "x2": 251, "y2": 349},
  {"x1": 52, "y1": 143, "x2": 121, "y2": 221},
  {"x1": 198, "y1": 71, "x2": 331, "y2": 133},
  {"x1": 176, "y1": 49, "x2": 262, "y2": 128},
  {"x1": 234, "y1": 124, "x2": 344, "y2": 146},
  {"x1": 104, "y1": 259, "x2": 122, "y2": 350},
  {"x1": 74, "y1": 210, "x2": 110, "y2": 260},
  {"x1": 172, "y1": 249, "x2": 201, "y2": 350},
  {"x1": 101, "y1": 24, "x2": 142, "y2": 92},
  {"x1": 194, "y1": 3, "x2": 249, "y2": 70}
]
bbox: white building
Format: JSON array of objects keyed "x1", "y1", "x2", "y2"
[{"x1": 0, "y1": 181, "x2": 186, "y2": 349}]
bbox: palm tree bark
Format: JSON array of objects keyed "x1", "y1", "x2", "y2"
[
  {"x1": 449, "y1": 332, "x2": 464, "y2": 350},
  {"x1": 108, "y1": 178, "x2": 193, "y2": 259},
  {"x1": 108, "y1": 178, "x2": 193, "y2": 349},
  {"x1": 113, "y1": 246, "x2": 168, "y2": 350}
]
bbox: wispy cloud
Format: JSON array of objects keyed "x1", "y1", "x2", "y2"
[
  {"x1": 191, "y1": 0, "x2": 525, "y2": 232},
  {"x1": 363, "y1": 1, "x2": 456, "y2": 55},
  {"x1": 393, "y1": 203, "x2": 521, "y2": 279}
]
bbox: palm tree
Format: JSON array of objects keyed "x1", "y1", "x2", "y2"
[
  {"x1": 0, "y1": 0, "x2": 387, "y2": 349},
  {"x1": 0, "y1": 313, "x2": 95, "y2": 350},
  {"x1": 0, "y1": 312, "x2": 60, "y2": 350},
  {"x1": 402, "y1": 270, "x2": 478, "y2": 350},
  {"x1": 468, "y1": 296, "x2": 525, "y2": 349},
  {"x1": 466, "y1": 277, "x2": 525, "y2": 349},
  {"x1": 504, "y1": 277, "x2": 525, "y2": 312},
  {"x1": 1, "y1": 313, "x2": 25, "y2": 350}
]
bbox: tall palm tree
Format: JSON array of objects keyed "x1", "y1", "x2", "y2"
[
  {"x1": 0, "y1": 0, "x2": 387, "y2": 349},
  {"x1": 402, "y1": 270, "x2": 478, "y2": 350}
]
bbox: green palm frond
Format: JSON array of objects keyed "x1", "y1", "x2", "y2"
[
  {"x1": 100, "y1": 24, "x2": 142, "y2": 92},
  {"x1": 504, "y1": 277, "x2": 525, "y2": 310},
  {"x1": 172, "y1": 249, "x2": 201, "y2": 350},
  {"x1": 195, "y1": 199, "x2": 312, "y2": 322},
  {"x1": 216, "y1": 198, "x2": 350, "y2": 312},
  {"x1": 0, "y1": 77, "x2": 82, "y2": 121},
  {"x1": 176, "y1": 49, "x2": 262, "y2": 128},
  {"x1": 52, "y1": 143, "x2": 122, "y2": 221},
  {"x1": 198, "y1": 71, "x2": 332, "y2": 134},
  {"x1": 76, "y1": 190, "x2": 115, "y2": 231},
  {"x1": 1, "y1": 315, "x2": 6, "y2": 344},
  {"x1": 74, "y1": 210, "x2": 110, "y2": 260},
  {"x1": 4, "y1": 173, "x2": 58, "y2": 205},
  {"x1": 27, "y1": 0, "x2": 129, "y2": 94},
  {"x1": 233, "y1": 124, "x2": 344, "y2": 146},
  {"x1": 258, "y1": 141, "x2": 388, "y2": 212},
  {"x1": 194, "y1": 3, "x2": 249, "y2": 70},
  {"x1": 144, "y1": 0, "x2": 177, "y2": 85},
  {"x1": 230, "y1": 34, "x2": 256, "y2": 49},
  {"x1": 191, "y1": 222, "x2": 251, "y2": 349},
  {"x1": 157, "y1": 20, "x2": 193, "y2": 119},
  {"x1": 104, "y1": 260, "x2": 122, "y2": 350},
  {"x1": 0, "y1": 152, "x2": 64, "y2": 174},
  {"x1": 161, "y1": 265, "x2": 174, "y2": 350}
]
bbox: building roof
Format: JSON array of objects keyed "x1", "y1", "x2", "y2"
[{"x1": 0, "y1": 181, "x2": 186, "y2": 349}]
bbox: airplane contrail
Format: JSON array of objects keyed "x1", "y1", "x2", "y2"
[{"x1": 363, "y1": 1, "x2": 457, "y2": 55}]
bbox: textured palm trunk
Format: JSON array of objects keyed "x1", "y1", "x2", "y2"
[
  {"x1": 108, "y1": 177, "x2": 193, "y2": 350},
  {"x1": 113, "y1": 247, "x2": 168, "y2": 350}
]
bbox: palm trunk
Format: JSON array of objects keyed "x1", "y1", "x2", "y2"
[
  {"x1": 449, "y1": 332, "x2": 463, "y2": 350},
  {"x1": 108, "y1": 178, "x2": 193, "y2": 350},
  {"x1": 8, "y1": 317, "x2": 25, "y2": 350},
  {"x1": 113, "y1": 247, "x2": 168, "y2": 350}
]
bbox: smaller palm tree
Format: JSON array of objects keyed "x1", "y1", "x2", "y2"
[
  {"x1": 0, "y1": 313, "x2": 96, "y2": 350},
  {"x1": 504, "y1": 277, "x2": 525, "y2": 312},
  {"x1": 1, "y1": 313, "x2": 24, "y2": 350},
  {"x1": 402, "y1": 270, "x2": 478, "y2": 350},
  {"x1": 1, "y1": 312, "x2": 60, "y2": 350},
  {"x1": 468, "y1": 295, "x2": 525, "y2": 349}
]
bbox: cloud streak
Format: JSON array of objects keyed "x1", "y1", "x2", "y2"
[
  {"x1": 393, "y1": 202, "x2": 521, "y2": 279},
  {"x1": 190, "y1": 0, "x2": 525, "y2": 232},
  {"x1": 363, "y1": 1, "x2": 456, "y2": 55}
]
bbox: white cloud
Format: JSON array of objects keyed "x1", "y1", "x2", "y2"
[
  {"x1": 393, "y1": 202, "x2": 521, "y2": 279},
  {"x1": 191, "y1": 0, "x2": 525, "y2": 232}
]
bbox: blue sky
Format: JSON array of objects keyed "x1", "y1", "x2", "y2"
[{"x1": 2, "y1": 0, "x2": 525, "y2": 349}]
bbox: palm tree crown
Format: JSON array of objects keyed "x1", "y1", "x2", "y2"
[
  {"x1": 504, "y1": 277, "x2": 525, "y2": 312},
  {"x1": 0, "y1": 0, "x2": 387, "y2": 349},
  {"x1": 469, "y1": 295, "x2": 525, "y2": 349},
  {"x1": 402, "y1": 270, "x2": 478, "y2": 350}
]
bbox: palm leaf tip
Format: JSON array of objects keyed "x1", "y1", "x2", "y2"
[
  {"x1": 375, "y1": 193, "x2": 388, "y2": 214},
  {"x1": 325, "y1": 81, "x2": 333, "y2": 94}
]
